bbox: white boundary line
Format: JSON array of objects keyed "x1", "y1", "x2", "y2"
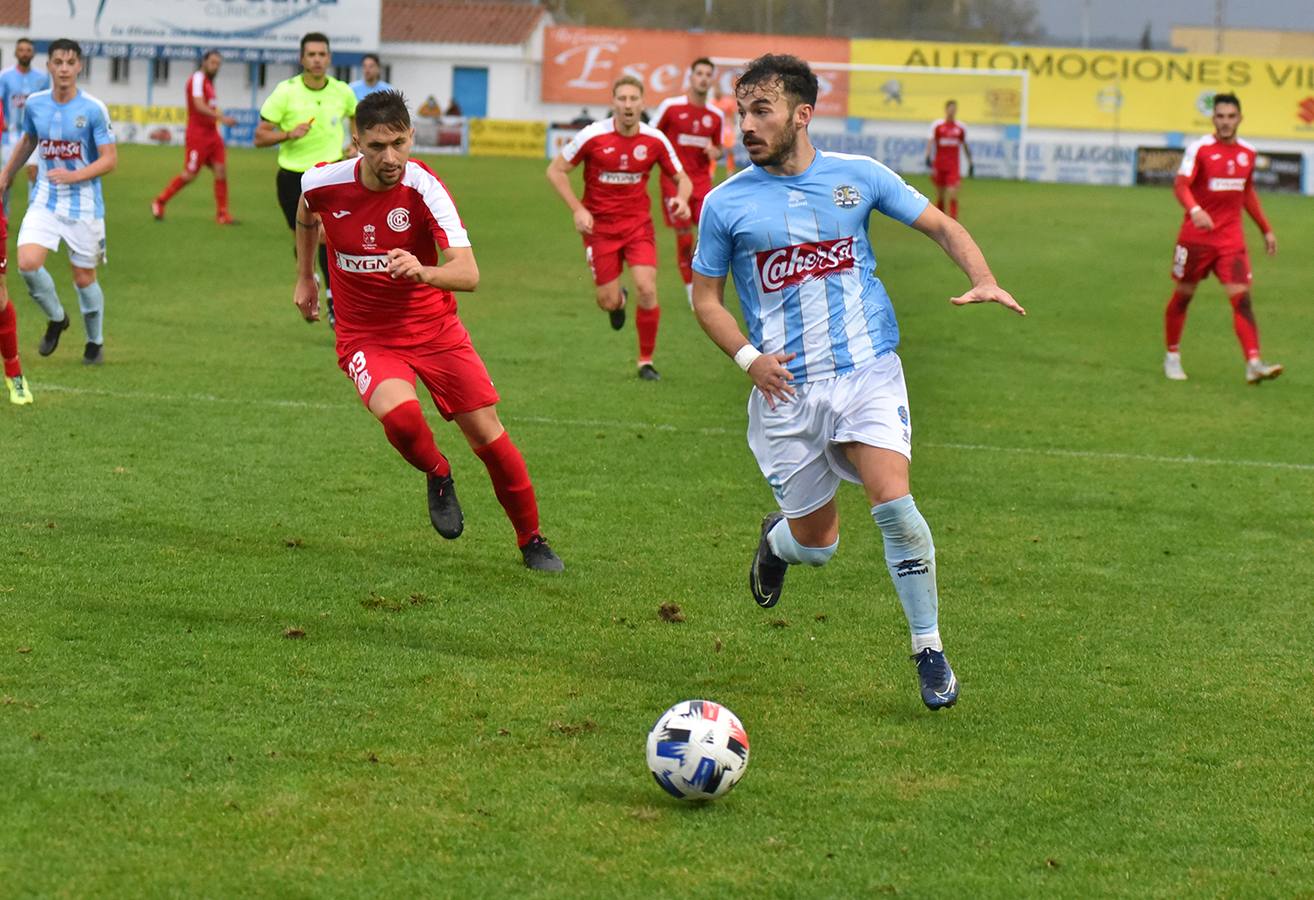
[{"x1": 34, "y1": 382, "x2": 1314, "y2": 473}]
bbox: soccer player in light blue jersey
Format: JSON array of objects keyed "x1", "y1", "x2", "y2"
[
  {"x1": 0, "y1": 38, "x2": 50, "y2": 212},
  {"x1": 692, "y1": 54, "x2": 1025, "y2": 711},
  {"x1": 0, "y1": 39, "x2": 116, "y2": 365},
  {"x1": 349, "y1": 54, "x2": 394, "y2": 102}
]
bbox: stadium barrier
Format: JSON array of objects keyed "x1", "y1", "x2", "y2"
[{"x1": 1134, "y1": 147, "x2": 1303, "y2": 193}]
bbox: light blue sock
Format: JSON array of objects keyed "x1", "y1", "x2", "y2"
[
  {"x1": 767, "y1": 517, "x2": 838, "y2": 567},
  {"x1": 872, "y1": 495, "x2": 942, "y2": 653},
  {"x1": 76, "y1": 282, "x2": 105, "y2": 345},
  {"x1": 20, "y1": 267, "x2": 65, "y2": 322}
]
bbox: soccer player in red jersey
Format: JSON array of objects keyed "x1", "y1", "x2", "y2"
[
  {"x1": 1163, "y1": 93, "x2": 1282, "y2": 384},
  {"x1": 546, "y1": 75, "x2": 692, "y2": 381},
  {"x1": 152, "y1": 51, "x2": 238, "y2": 224},
  {"x1": 293, "y1": 90, "x2": 563, "y2": 571},
  {"x1": 924, "y1": 100, "x2": 972, "y2": 220},
  {"x1": 1, "y1": 183, "x2": 32, "y2": 405},
  {"x1": 652, "y1": 58, "x2": 725, "y2": 307}
]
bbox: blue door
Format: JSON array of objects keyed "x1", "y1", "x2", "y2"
[{"x1": 452, "y1": 67, "x2": 488, "y2": 117}]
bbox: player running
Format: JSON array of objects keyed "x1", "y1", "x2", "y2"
[
  {"x1": 294, "y1": 90, "x2": 563, "y2": 572},
  {"x1": 546, "y1": 75, "x2": 692, "y2": 381},
  {"x1": 925, "y1": 100, "x2": 972, "y2": 220},
  {"x1": 1, "y1": 209, "x2": 32, "y2": 405},
  {"x1": 257, "y1": 32, "x2": 357, "y2": 328},
  {"x1": 0, "y1": 39, "x2": 116, "y2": 366},
  {"x1": 1163, "y1": 93, "x2": 1282, "y2": 384},
  {"x1": 0, "y1": 38, "x2": 49, "y2": 214},
  {"x1": 651, "y1": 58, "x2": 725, "y2": 307},
  {"x1": 692, "y1": 55, "x2": 1024, "y2": 711},
  {"x1": 152, "y1": 51, "x2": 237, "y2": 224}
]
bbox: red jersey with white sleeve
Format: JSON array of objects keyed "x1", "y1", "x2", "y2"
[
  {"x1": 651, "y1": 95, "x2": 723, "y2": 199},
  {"x1": 301, "y1": 157, "x2": 472, "y2": 346},
  {"x1": 929, "y1": 118, "x2": 966, "y2": 174},
  {"x1": 1174, "y1": 134, "x2": 1268, "y2": 252},
  {"x1": 559, "y1": 117, "x2": 683, "y2": 232},
  {"x1": 185, "y1": 70, "x2": 218, "y2": 143}
]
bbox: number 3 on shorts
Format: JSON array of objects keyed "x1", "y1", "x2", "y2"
[
  {"x1": 1172, "y1": 244, "x2": 1188, "y2": 280},
  {"x1": 348, "y1": 350, "x2": 372, "y2": 395}
]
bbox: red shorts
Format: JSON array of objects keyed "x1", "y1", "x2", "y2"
[
  {"x1": 930, "y1": 168, "x2": 961, "y2": 188},
  {"x1": 1171, "y1": 242, "x2": 1251, "y2": 285},
  {"x1": 660, "y1": 190, "x2": 706, "y2": 228},
  {"x1": 337, "y1": 324, "x2": 500, "y2": 419},
  {"x1": 583, "y1": 218, "x2": 656, "y2": 286},
  {"x1": 0, "y1": 213, "x2": 6, "y2": 274},
  {"x1": 184, "y1": 132, "x2": 226, "y2": 173}
]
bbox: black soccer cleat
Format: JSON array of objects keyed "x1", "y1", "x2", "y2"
[
  {"x1": 609, "y1": 287, "x2": 627, "y2": 331},
  {"x1": 749, "y1": 512, "x2": 789, "y2": 608},
  {"x1": 912, "y1": 648, "x2": 959, "y2": 711},
  {"x1": 81, "y1": 342, "x2": 104, "y2": 366},
  {"x1": 38, "y1": 315, "x2": 70, "y2": 356},
  {"x1": 520, "y1": 535, "x2": 564, "y2": 572},
  {"x1": 637, "y1": 363, "x2": 661, "y2": 381},
  {"x1": 426, "y1": 473, "x2": 464, "y2": 539}
]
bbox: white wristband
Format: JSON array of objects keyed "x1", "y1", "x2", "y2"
[
  {"x1": 1189, "y1": 205, "x2": 1202, "y2": 214},
  {"x1": 733, "y1": 344, "x2": 762, "y2": 372}
]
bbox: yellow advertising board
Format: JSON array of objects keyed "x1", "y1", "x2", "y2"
[
  {"x1": 850, "y1": 39, "x2": 1314, "y2": 140},
  {"x1": 467, "y1": 118, "x2": 547, "y2": 159},
  {"x1": 107, "y1": 104, "x2": 188, "y2": 125}
]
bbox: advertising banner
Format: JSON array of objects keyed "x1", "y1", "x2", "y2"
[
  {"x1": 103, "y1": 104, "x2": 260, "y2": 146},
  {"x1": 32, "y1": 0, "x2": 380, "y2": 57},
  {"x1": 543, "y1": 27, "x2": 850, "y2": 118},
  {"x1": 467, "y1": 119, "x2": 547, "y2": 159},
  {"x1": 1135, "y1": 147, "x2": 1303, "y2": 192},
  {"x1": 851, "y1": 39, "x2": 1314, "y2": 141}
]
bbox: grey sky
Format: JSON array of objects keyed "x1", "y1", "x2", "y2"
[{"x1": 1035, "y1": 0, "x2": 1310, "y2": 44}]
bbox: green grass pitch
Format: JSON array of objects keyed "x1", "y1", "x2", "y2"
[{"x1": 2, "y1": 144, "x2": 1312, "y2": 896}]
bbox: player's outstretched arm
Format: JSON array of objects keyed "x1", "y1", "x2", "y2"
[
  {"x1": 909, "y1": 205, "x2": 1025, "y2": 316},
  {"x1": 545, "y1": 155, "x2": 592, "y2": 235},
  {"x1": 0, "y1": 133, "x2": 35, "y2": 190},
  {"x1": 692, "y1": 272, "x2": 796, "y2": 408},
  {"x1": 386, "y1": 246, "x2": 479, "y2": 292},
  {"x1": 1243, "y1": 183, "x2": 1277, "y2": 255},
  {"x1": 667, "y1": 171, "x2": 694, "y2": 222},
  {"x1": 293, "y1": 194, "x2": 321, "y2": 322}
]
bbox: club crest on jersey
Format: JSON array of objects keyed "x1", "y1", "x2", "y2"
[
  {"x1": 1237, "y1": 151, "x2": 1249, "y2": 166},
  {"x1": 74, "y1": 116, "x2": 87, "y2": 129},
  {"x1": 634, "y1": 144, "x2": 648, "y2": 161},
  {"x1": 756, "y1": 237, "x2": 856, "y2": 292},
  {"x1": 833, "y1": 184, "x2": 862, "y2": 208},
  {"x1": 362, "y1": 224, "x2": 377, "y2": 248},
  {"x1": 387, "y1": 207, "x2": 411, "y2": 231},
  {"x1": 703, "y1": 114, "x2": 714, "y2": 128}
]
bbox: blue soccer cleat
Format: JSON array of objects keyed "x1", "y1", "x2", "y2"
[
  {"x1": 749, "y1": 512, "x2": 788, "y2": 608},
  {"x1": 912, "y1": 648, "x2": 958, "y2": 710}
]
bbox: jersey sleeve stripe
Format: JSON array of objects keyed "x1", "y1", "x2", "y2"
[
  {"x1": 561, "y1": 119, "x2": 612, "y2": 163},
  {"x1": 299, "y1": 157, "x2": 358, "y2": 195},
  {"x1": 404, "y1": 161, "x2": 471, "y2": 248},
  {"x1": 190, "y1": 72, "x2": 204, "y2": 98},
  {"x1": 1178, "y1": 135, "x2": 1211, "y2": 178}
]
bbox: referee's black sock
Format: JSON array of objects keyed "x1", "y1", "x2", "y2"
[{"x1": 317, "y1": 244, "x2": 331, "y2": 293}]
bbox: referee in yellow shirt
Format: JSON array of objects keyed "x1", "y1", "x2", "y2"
[{"x1": 255, "y1": 32, "x2": 357, "y2": 327}]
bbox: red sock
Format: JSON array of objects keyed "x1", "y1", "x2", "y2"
[
  {"x1": 1229, "y1": 291, "x2": 1261, "y2": 360},
  {"x1": 473, "y1": 431, "x2": 540, "y2": 546},
  {"x1": 636, "y1": 305, "x2": 660, "y2": 365},
  {"x1": 0, "y1": 302, "x2": 20, "y2": 378},
  {"x1": 214, "y1": 178, "x2": 229, "y2": 216},
  {"x1": 380, "y1": 400, "x2": 450, "y2": 477},
  {"x1": 675, "y1": 230, "x2": 695, "y2": 286},
  {"x1": 1164, "y1": 289, "x2": 1193, "y2": 352},
  {"x1": 156, "y1": 175, "x2": 187, "y2": 205},
  {"x1": 949, "y1": 198, "x2": 959, "y2": 219}
]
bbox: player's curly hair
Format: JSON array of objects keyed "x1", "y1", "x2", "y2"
[
  {"x1": 355, "y1": 90, "x2": 411, "y2": 134},
  {"x1": 735, "y1": 54, "x2": 818, "y2": 109}
]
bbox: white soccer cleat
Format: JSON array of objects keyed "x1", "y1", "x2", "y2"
[
  {"x1": 1163, "y1": 352, "x2": 1188, "y2": 381},
  {"x1": 1245, "y1": 359, "x2": 1283, "y2": 385}
]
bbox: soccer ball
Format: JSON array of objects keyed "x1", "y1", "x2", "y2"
[{"x1": 646, "y1": 699, "x2": 750, "y2": 801}]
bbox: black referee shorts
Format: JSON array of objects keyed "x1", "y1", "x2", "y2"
[{"x1": 276, "y1": 167, "x2": 304, "y2": 231}]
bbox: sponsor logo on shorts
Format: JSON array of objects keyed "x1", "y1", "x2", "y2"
[
  {"x1": 1172, "y1": 244, "x2": 1188, "y2": 279},
  {"x1": 1208, "y1": 177, "x2": 1246, "y2": 191},
  {"x1": 336, "y1": 251, "x2": 390, "y2": 273},
  {"x1": 599, "y1": 171, "x2": 643, "y2": 185},
  {"x1": 833, "y1": 184, "x2": 861, "y2": 208},
  {"x1": 677, "y1": 133, "x2": 712, "y2": 149},
  {"x1": 39, "y1": 139, "x2": 84, "y2": 160},
  {"x1": 756, "y1": 236, "x2": 856, "y2": 292},
  {"x1": 387, "y1": 207, "x2": 411, "y2": 231},
  {"x1": 897, "y1": 405, "x2": 909, "y2": 425}
]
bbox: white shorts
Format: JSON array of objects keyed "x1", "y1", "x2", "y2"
[
  {"x1": 17, "y1": 205, "x2": 107, "y2": 269},
  {"x1": 747, "y1": 353, "x2": 912, "y2": 518}
]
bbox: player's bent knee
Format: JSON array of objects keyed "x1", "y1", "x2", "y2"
[{"x1": 795, "y1": 538, "x2": 838, "y2": 567}]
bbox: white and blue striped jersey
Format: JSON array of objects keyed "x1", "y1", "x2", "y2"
[
  {"x1": 22, "y1": 89, "x2": 116, "y2": 221},
  {"x1": 0, "y1": 65, "x2": 50, "y2": 140},
  {"x1": 693, "y1": 150, "x2": 930, "y2": 384}
]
